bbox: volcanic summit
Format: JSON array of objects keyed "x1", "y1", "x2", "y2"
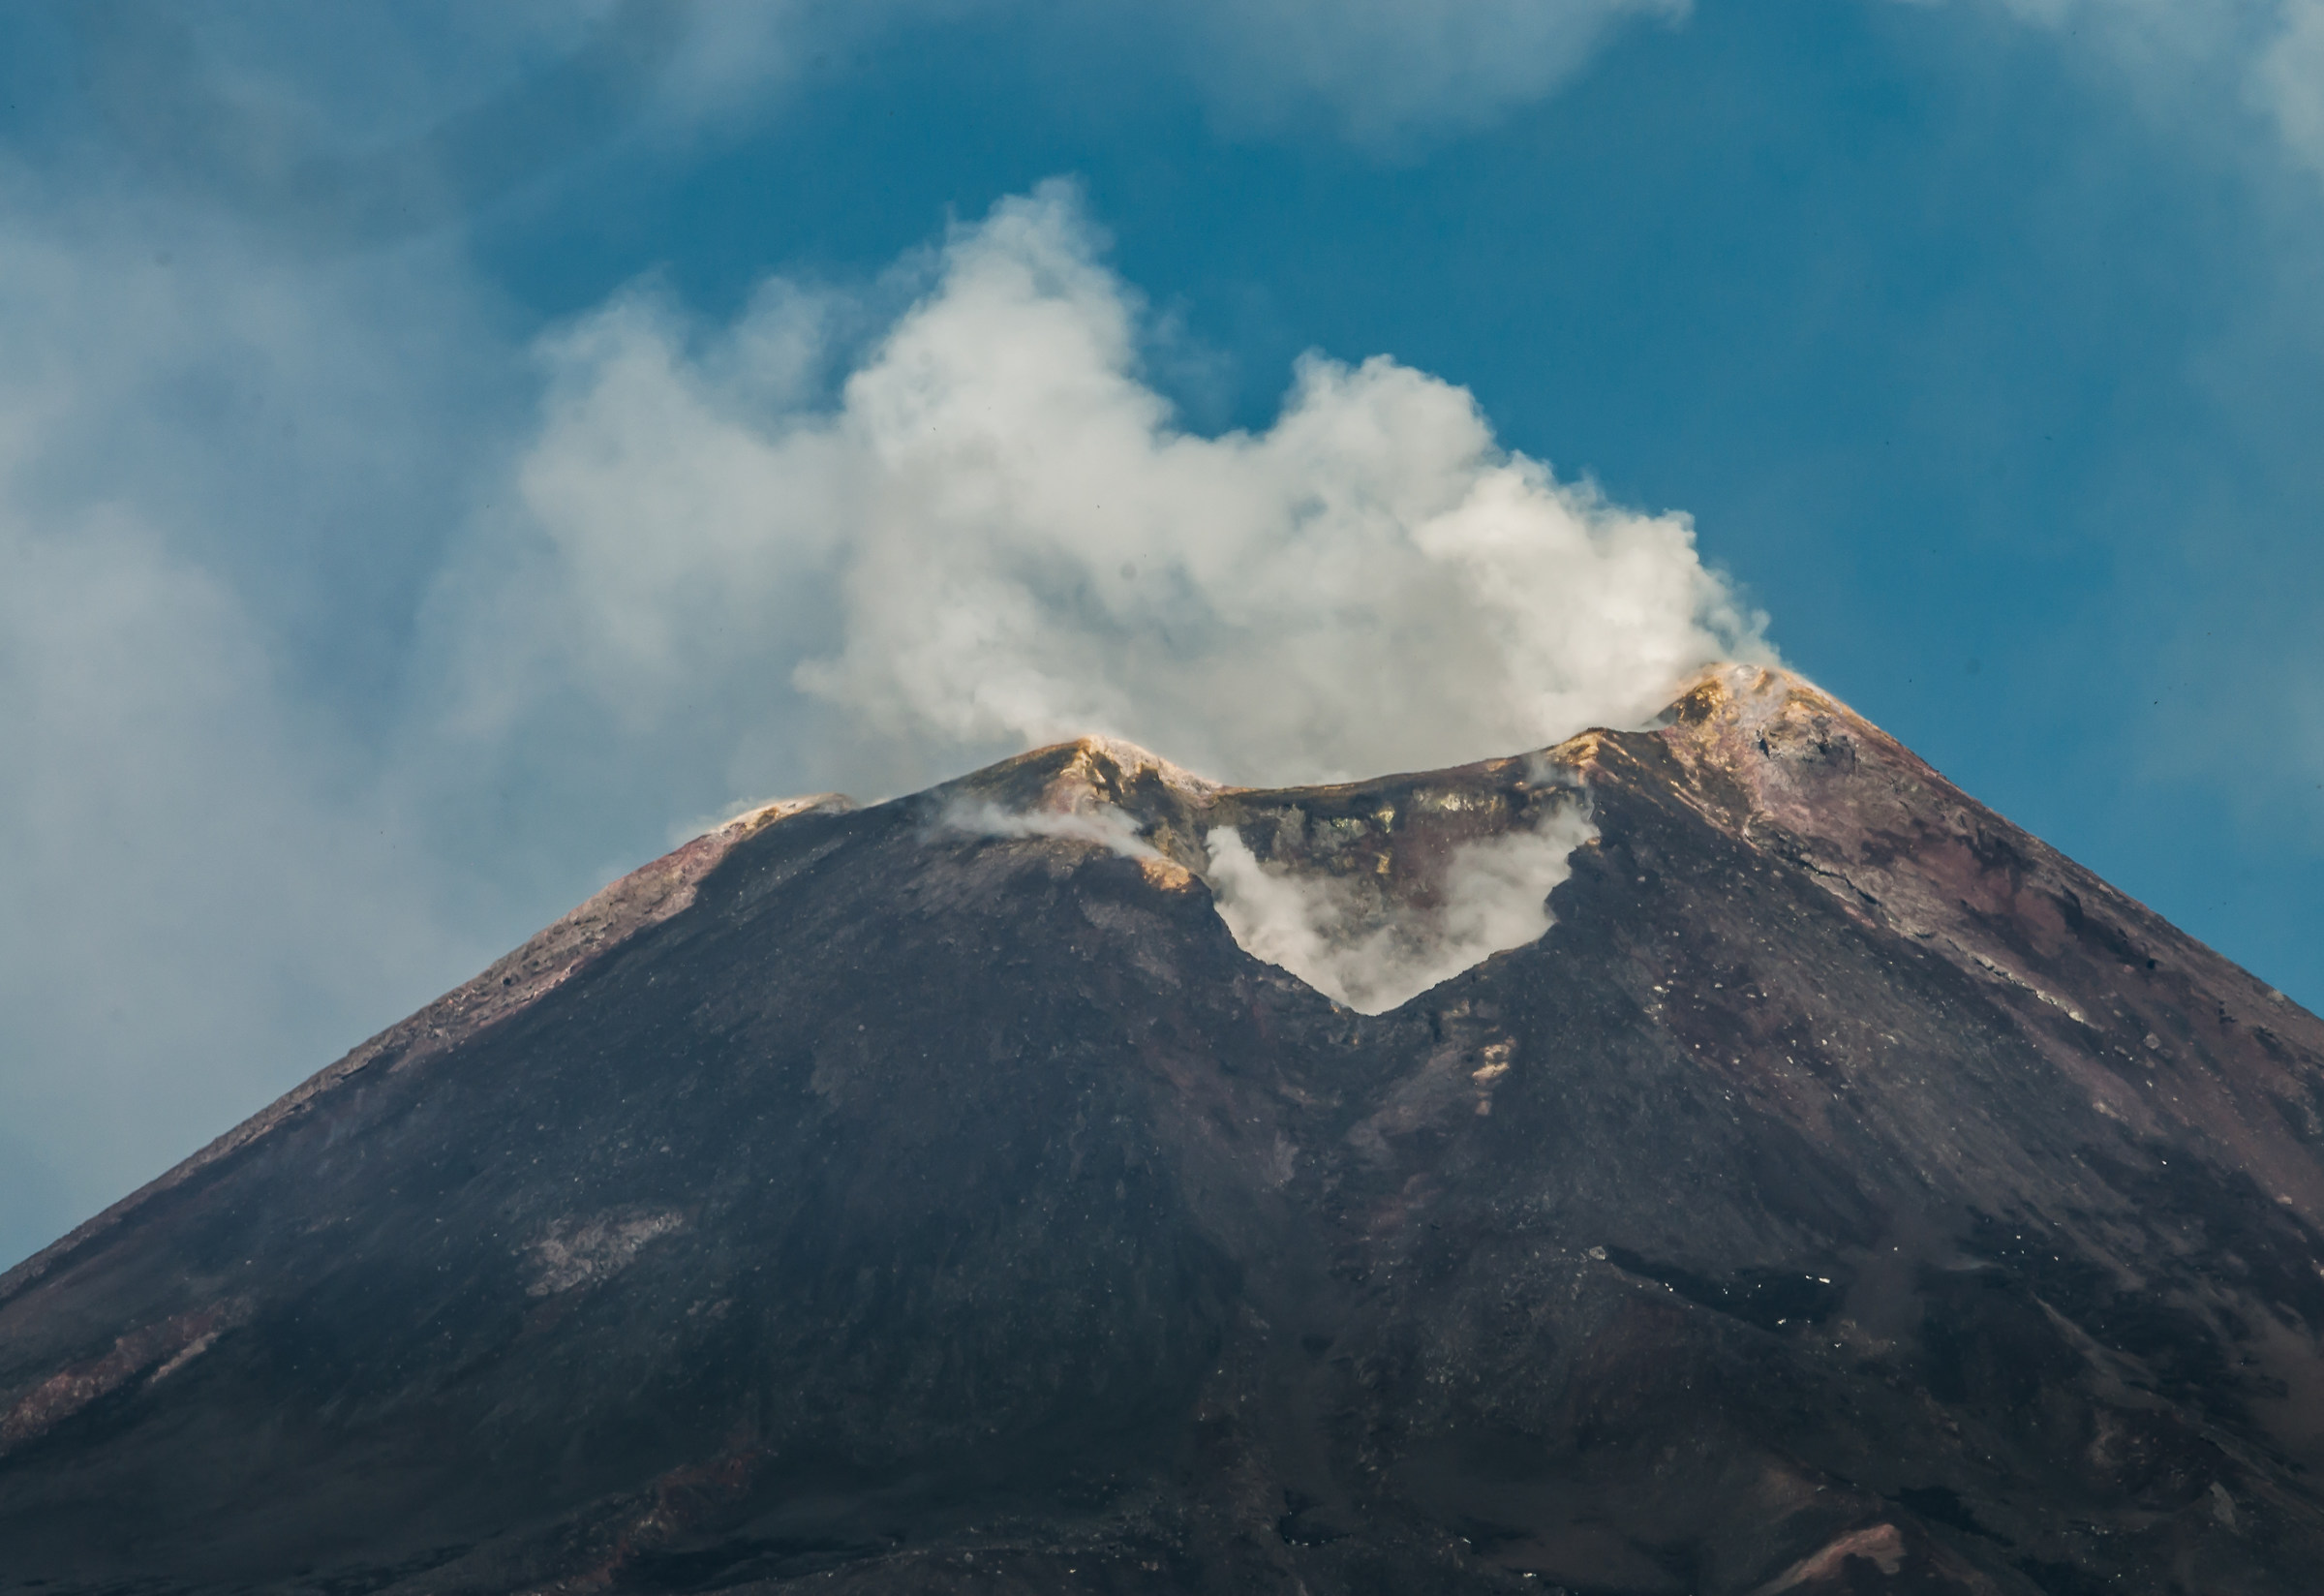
[{"x1": 4, "y1": 665, "x2": 2323, "y2": 1594}]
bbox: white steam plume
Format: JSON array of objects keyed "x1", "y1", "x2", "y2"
[
  {"x1": 457, "y1": 180, "x2": 1770, "y2": 800},
  {"x1": 1205, "y1": 806, "x2": 1600, "y2": 1013},
  {"x1": 941, "y1": 800, "x2": 1163, "y2": 861}
]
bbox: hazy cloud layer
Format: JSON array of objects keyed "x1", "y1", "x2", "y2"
[
  {"x1": 0, "y1": 183, "x2": 513, "y2": 1268},
  {"x1": 1175, "y1": 0, "x2": 1689, "y2": 143},
  {"x1": 464, "y1": 184, "x2": 1766, "y2": 795},
  {"x1": 62, "y1": 3, "x2": 2324, "y2": 195},
  {"x1": 0, "y1": 504, "x2": 443, "y2": 1161},
  {"x1": 2259, "y1": 1, "x2": 2324, "y2": 179},
  {"x1": 63, "y1": 1, "x2": 951, "y2": 246},
  {"x1": 63, "y1": 0, "x2": 1678, "y2": 227},
  {"x1": 0, "y1": 464, "x2": 460, "y2": 1271},
  {"x1": 1957, "y1": 0, "x2": 2324, "y2": 187}
]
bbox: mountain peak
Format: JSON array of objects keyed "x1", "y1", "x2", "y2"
[
  {"x1": 933, "y1": 732, "x2": 1224, "y2": 820},
  {"x1": 6, "y1": 680, "x2": 2324, "y2": 1593}
]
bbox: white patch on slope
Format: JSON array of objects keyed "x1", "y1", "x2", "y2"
[
  {"x1": 1204, "y1": 806, "x2": 1599, "y2": 1014},
  {"x1": 525, "y1": 1210, "x2": 685, "y2": 1297}
]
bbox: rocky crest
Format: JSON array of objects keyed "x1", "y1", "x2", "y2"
[{"x1": 3, "y1": 666, "x2": 2321, "y2": 1595}]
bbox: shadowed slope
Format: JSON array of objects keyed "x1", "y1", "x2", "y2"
[{"x1": 2, "y1": 666, "x2": 2321, "y2": 1594}]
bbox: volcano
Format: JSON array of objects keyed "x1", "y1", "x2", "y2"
[{"x1": 4, "y1": 665, "x2": 2323, "y2": 1595}]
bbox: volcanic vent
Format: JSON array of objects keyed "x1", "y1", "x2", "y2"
[{"x1": 4, "y1": 665, "x2": 2324, "y2": 1595}]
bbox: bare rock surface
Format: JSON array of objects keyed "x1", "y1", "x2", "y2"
[{"x1": 3, "y1": 667, "x2": 2322, "y2": 1594}]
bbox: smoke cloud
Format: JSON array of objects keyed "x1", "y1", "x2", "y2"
[
  {"x1": 453, "y1": 180, "x2": 1754, "y2": 1016},
  {"x1": 1205, "y1": 804, "x2": 1599, "y2": 1013},
  {"x1": 464, "y1": 181, "x2": 1768, "y2": 802}
]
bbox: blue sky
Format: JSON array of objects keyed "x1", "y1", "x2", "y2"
[{"x1": 2, "y1": 0, "x2": 2321, "y2": 1267}]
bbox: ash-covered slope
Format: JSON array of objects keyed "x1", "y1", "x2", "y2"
[{"x1": 5, "y1": 666, "x2": 2324, "y2": 1595}]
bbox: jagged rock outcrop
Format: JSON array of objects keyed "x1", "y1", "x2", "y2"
[{"x1": 3, "y1": 666, "x2": 2322, "y2": 1595}]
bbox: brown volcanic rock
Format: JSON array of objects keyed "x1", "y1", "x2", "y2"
[{"x1": 3, "y1": 665, "x2": 2323, "y2": 1594}]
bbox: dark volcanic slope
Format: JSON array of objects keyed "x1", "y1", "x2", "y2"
[{"x1": 5, "y1": 666, "x2": 2324, "y2": 1596}]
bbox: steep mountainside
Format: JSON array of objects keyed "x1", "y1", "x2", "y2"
[{"x1": 4, "y1": 666, "x2": 2323, "y2": 1595}]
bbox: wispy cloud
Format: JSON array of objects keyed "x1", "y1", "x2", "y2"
[
  {"x1": 1927, "y1": 0, "x2": 2324, "y2": 190},
  {"x1": 62, "y1": 0, "x2": 1691, "y2": 234},
  {"x1": 1167, "y1": 0, "x2": 1689, "y2": 145},
  {"x1": 2258, "y1": 1, "x2": 2324, "y2": 180}
]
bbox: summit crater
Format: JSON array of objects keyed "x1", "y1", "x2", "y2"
[{"x1": 2, "y1": 666, "x2": 2321, "y2": 1594}]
